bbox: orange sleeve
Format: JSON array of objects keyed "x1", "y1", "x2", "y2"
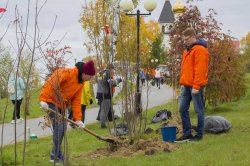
[{"x1": 193, "y1": 47, "x2": 209, "y2": 90}]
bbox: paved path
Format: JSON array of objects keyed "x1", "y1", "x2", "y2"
[{"x1": 0, "y1": 84, "x2": 173, "y2": 146}]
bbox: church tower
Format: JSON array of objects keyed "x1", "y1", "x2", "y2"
[{"x1": 158, "y1": 0, "x2": 175, "y2": 51}]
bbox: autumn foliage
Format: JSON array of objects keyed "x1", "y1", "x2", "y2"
[
  {"x1": 44, "y1": 40, "x2": 72, "y2": 76},
  {"x1": 241, "y1": 32, "x2": 250, "y2": 71}
]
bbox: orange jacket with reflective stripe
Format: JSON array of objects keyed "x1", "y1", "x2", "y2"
[
  {"x1": 39, "y1": 68, "x2": 83, "y2": 120},
  {"x1": 179, "y1": 44, "x2": 209, "y2": 90}
]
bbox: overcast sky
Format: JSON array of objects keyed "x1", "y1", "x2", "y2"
[{"x1": 1, "y1": 0, "x2": 250, "y2": 69}]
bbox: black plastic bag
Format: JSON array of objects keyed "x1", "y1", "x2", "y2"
[{"x1": 152, "y1": 109, "x2": 172, "y2": 123}]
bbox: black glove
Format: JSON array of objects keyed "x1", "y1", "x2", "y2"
[{"x1": 89, "y1": 99, "x2": 93, "y2": 105}]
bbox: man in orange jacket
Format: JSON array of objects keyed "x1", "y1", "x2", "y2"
[
  {"x1": 39, "y1": 60, "x2": 96, "y2": 164},
  {"x1": 176, "y1": 27, "x2": 209, "y2": 142}
]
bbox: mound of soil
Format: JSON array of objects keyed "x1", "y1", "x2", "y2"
[
  {"x1": 79, "y1": 116, "x2": 182, "y2": 159},
  {"x1": 86, "y1": 137, "x2": 178, "y2": 158}
]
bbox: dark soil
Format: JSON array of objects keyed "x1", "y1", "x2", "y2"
[
  {"x1": 85, "y1": 136, "x2": 178, "y2": 158},
  {"x1": 82, "y1": 116, "x2": 182, "y2": 158}
]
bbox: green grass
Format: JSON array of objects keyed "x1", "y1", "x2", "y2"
[
  {"x1": 0, "y1": 88, "x2": 43, "y2": 123},
  {"x1": 1, "y1": 75, "x2": 250, "y2": 165}
]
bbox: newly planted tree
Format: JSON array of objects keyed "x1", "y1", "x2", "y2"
[{"x1": 80, "y1": 0, "x2": 160, "y2": 142}]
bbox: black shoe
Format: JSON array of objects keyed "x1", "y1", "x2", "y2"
[
  {"x1": 191, "y1": 135, "x2": 203, "y2": 141},
  {"x1": 176, "y1": 134, "x2": 193, "y2": 141},
  {"x1": 101, "y1": 123, "x2": 107, "y2": 129}
]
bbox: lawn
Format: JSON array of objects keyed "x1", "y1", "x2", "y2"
[
  {"x1": 1, "y1": 75, "x2": 250, "y2": 166},
  {"x1": 0, "y1": 88, "x2": 42, "y2": 123}
]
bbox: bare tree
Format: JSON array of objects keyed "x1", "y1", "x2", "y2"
[{"x1": 0, "y1": 0, "x2": 59, "y2": 165}]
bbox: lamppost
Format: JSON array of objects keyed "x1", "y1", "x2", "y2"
[{"x1": 120, "y1": 0, "x2": 157, "y2": 114}]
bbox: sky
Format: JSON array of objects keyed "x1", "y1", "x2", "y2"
[{"x1": 0, "y1": 0, "x2": 250, "y2": 69}]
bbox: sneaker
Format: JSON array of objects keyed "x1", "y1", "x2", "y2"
[
  {"x1": 191, "y1": 134, "x2": 203, "y2": 141},
  {"x1": 16, "y1": 118, "x2": 23, "y2": 124},
  {"x1": 11, "y1": 119, "x2": 23, "y2": 124},
  {"x1": 176, "y1": 134, "x2": 193, "y2": 141},
  {"x1": 101, "y1": 123, "x2": 107, "y2": 129},
  {"x1": 50, "y1": 155, "x2": 63, "y2": 164},
  {"x1": 50, "y1": 159, "x2": 61, "y2": 165}
]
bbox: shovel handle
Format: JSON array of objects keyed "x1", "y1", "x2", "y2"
[{"x1": 42, "y1": 107, "x2": 100, "y2": 138}]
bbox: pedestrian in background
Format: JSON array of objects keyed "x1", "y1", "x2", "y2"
[
  {"x1": 155, "y1": 68, "x2": 161, "y2": 89},
  {"x1": 8, "y1": 72, "x2": 25, "y2": 124},
  {"x1": 177, "y1": 27, "x2": 209, "y2": 141},
  {"x1": 139, "y1": 69, "x2": 146, "y2": 86}
]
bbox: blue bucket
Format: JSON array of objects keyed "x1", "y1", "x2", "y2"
[{"x1": 160, "y1": 126, "x2": 177, "y2": 142}]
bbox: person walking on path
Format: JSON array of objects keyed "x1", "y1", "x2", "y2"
[
  {"x1": 39, "y1": 60, "x2": 96, "y2": 164},
  {"x1": 155, "y1": 68, "x2": 161, "y2": 89},
  {"x1": 96, "y1": 64, "x2": 122, "y2": 128},
  {"x1": 139, "y1": 69, "x2": 146, "y2": 86},
  {"x1": 8, "y1": 72, "x2": 25, "y2": 124},
  {"x1": 177, "y1": 27, "x2": 209, "y2": 141}
]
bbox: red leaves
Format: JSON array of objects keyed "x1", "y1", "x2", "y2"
[
  {"x1": 45, "y1": 41, "x2": 72, "y2": 74},
  {"x1": 104, "y1": 24, "x2": 110, "y2": 35}
]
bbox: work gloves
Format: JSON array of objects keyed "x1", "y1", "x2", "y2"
[
  {"x1": 192, "y1": 88, "x2": 199, "y2": 94},
  {"x1": 75, "y1": 120, "x2": 85, "y2": 129},
  {"x1": 40, "y1": 101, "x2": 48, "y2": 109},
  {"x1": 89, "y1": 99, "x2": 93, "y2": 105}
]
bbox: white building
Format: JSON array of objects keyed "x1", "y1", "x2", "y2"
[{"x1": 158, "y1": 0, "x2": 185, "y2": 51}]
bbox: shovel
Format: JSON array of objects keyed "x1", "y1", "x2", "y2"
[{"x1": 42, "y1": 107, "x2": 117, "y2": 144}]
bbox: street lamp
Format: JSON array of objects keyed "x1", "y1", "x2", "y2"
[
  {"x1": 120, "y1": 0, "x2": 157, "y2": 114},
  {"x1": 151, "y1": 58, "x2": 158, "y2": 68},
  {"x1": 151, "y1": 58, "x2": 158, "y2": 63}
]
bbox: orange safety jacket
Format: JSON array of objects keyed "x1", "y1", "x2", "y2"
[
  {"x1": 39, "y1": 68, "x2": 83, "y2": 121},
  {"x1": 179, "y1": 45, "x2": 209, "y2": 90},
  {"x1": 151, "y1": 69, "x2": 156, "y2": 77}
]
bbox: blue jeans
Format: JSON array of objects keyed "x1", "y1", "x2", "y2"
[
  {"x1": 179, "y1": 86, "x2": 205, "y2": 137},
  {"x1": 48, "y1": 103, "x2": 66, "y2": 161}
]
